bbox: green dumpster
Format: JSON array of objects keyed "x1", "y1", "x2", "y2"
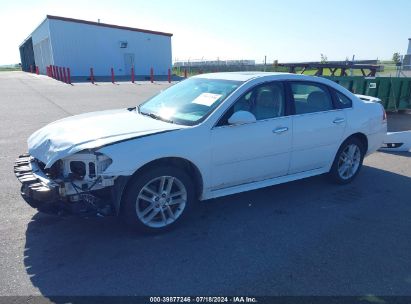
[{"x1": 325, "y1": 76, "x2": 411, "y2": 111}]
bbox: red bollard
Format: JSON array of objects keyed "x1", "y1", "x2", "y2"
[
  {"x1": 168, "y1": 68, "x2": 171, "y2": 83},
  {"x1": 111, "y1": 67, "x2": 115, "y2": 83},
  {"x1": 150, "y1": 67, "x2": 154, "y2": 83},
  {"x1": 59, "y1": 67, "x2": 63, "y2": 81},
  {"x1": 131, "y1": 67, "x2": 135, "y2": 83},
  {"x1": 184, "y1": 69, "x2": 187, "y2": 78},
  {"x1": 63, "y1": 67, "x2": 67, "y2": 83},
  {"x1": 67, "y1": 68, "x2": 71, "y2": 84},
  {"x1": 30, "y1": 65, "x2": 33, "y2": 73},
  {"x1": 36, "y1": 66, "x2": 39, "y2": 75},
  {"x1": 90, "y1": 68, "x2": 94, "y2": 84}
]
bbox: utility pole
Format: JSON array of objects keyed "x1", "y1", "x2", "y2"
[{"x1": 350, "y1": 54, "x2": 355, "y2": 76}]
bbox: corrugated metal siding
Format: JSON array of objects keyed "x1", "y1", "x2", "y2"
[
  {"x1": 48, "y1": 19, "x2": 172, "y2": 77},
  {"x1": 33, "y1": 38, "x2": 53, "y2": 74},
  {"x1": 31, "y1": 19, "x2": 53, "y2": 75}
]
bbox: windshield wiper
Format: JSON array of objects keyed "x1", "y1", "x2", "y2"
[{"x1": 140, "y1": 111, "x2": 174, "y2": 124}]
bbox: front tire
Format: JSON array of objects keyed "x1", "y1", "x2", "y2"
[
  {"x1": 329, "y1": 137, "x2": 365, "y2": 184},
  {"x1": 122, "y1": 166, "x2": 195, "y2": 233}
]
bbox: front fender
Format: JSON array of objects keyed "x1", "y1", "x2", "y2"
[{"x1": 97, "y1": 127, "x2": 211, "y2": 189}]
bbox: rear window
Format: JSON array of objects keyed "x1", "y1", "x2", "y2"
[{"x1": 335, "y1": 91, "x2": 353, "y2": 108}]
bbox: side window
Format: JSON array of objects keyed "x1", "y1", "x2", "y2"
[
  {"x1": 334, "y1": 91, "x2": 353, "y2": 108},
  {"x1": 217, "y1": 82, "x2": 285, "y2": 126},
  {"x1": 291, "y1": 82, "x2": 333, "y2": 114}
]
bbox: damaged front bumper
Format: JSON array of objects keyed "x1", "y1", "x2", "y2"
[
  {"x1": 14, "y1": 154, "x2": 62, "y2": 213},
  {"x1": 14, "y1": 154, "x2": 115, "y2": 216}
]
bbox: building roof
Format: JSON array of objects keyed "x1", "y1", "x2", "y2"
[{"x1": 46, "y1": 15, "x2": 173, "y2": 37}]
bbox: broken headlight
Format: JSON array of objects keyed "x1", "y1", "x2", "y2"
[
  {"x1": 70, "y1": 161, "x2": 86, "y2": 179},
  {"x1": 63, "y1": 152, "x2": 112, "y2": 181}
]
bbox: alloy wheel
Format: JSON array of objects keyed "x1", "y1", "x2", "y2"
[
  {"x1": 337, "y1": 144, "x2": 361, "y2": 180},
  {"x1": 135, "y1": 176, "x2": 187, "y2": 228}
]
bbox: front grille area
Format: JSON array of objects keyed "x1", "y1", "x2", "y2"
[{"x1": 14, "y1": 154, "x2": 60, "y2": 203}]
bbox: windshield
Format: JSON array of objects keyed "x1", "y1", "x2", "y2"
[{"x1": 138, "y1": 78, "x2": 243, "y2": 125}]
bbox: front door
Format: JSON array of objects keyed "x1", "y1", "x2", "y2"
[{"x1": 210, "y1": 81, "x2": 292, "y2": 190}]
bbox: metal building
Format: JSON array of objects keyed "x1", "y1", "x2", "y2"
[{"x1": 19, "y1": 15, "x2": 173, "y2": 78}]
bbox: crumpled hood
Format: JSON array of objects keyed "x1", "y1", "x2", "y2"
[{"x1": 28, "y1": 109, "x2": 183, "y2": 168}]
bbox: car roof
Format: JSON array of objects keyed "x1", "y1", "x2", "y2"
[
  {"x1": 192, "y1": 71, "x2": 359, "y2": 101},
  {"x1": 192, "y1": 72, "x2": 289, "y2": 82},
  {"x1": 192, "y1": 71, "x2": 327, "y2": 83}
]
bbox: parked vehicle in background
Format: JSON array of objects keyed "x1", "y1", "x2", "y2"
[
  {"x1": 353, "y1": 94, "x2": 411, "y2": 152},
  {"x1": 355, "y1": 94, "x2": 382, "y2": 103},
  {"x1": 14, "y1": 72, "x2": 387, "y2": 232}
]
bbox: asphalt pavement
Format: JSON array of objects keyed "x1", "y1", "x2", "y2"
[{"x1": 1, "y1": 72, "x2": 411, "y2": 298}]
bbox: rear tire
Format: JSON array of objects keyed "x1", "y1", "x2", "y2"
[
  {"x1": 329, "y1": 137, "x2": 365, "y2": 184},
  {"x1": 121, "y1": 166, "x2": 195, "y2": 233}
]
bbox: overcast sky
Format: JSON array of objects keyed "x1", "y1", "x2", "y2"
[{"x1": 1, "y1": 0, "x2": 410, "y2": 65}]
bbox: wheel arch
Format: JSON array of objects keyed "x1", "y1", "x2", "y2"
[
  {"x1": 344, "y1": 132, "x2": 368, "y2": 153},
  {"x1": 329, "y1": 132, "x2": 368, "y2": 184},
  {"x1": 115, "y1": 157, "x2": 204, "y2": 214}
]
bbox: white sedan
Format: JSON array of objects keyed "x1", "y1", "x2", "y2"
[{"x1": 14, "y1": 72, "x2": 387, "y2": 232}]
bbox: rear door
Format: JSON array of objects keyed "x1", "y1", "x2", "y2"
[{"x1": 288, "y1": 81, "x2": 347, "y2": 174}]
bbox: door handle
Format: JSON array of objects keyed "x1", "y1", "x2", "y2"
[
  {"x1": 333, "y1": 118, "x2": 345, "y2": 124},
  {"x1": 273, "y1": 127, "x2": 289, "y2": 134}
]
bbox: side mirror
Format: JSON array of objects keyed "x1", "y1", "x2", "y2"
[{"x1": 228, "y1": 111, "x2": 257, "y2": 125}]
